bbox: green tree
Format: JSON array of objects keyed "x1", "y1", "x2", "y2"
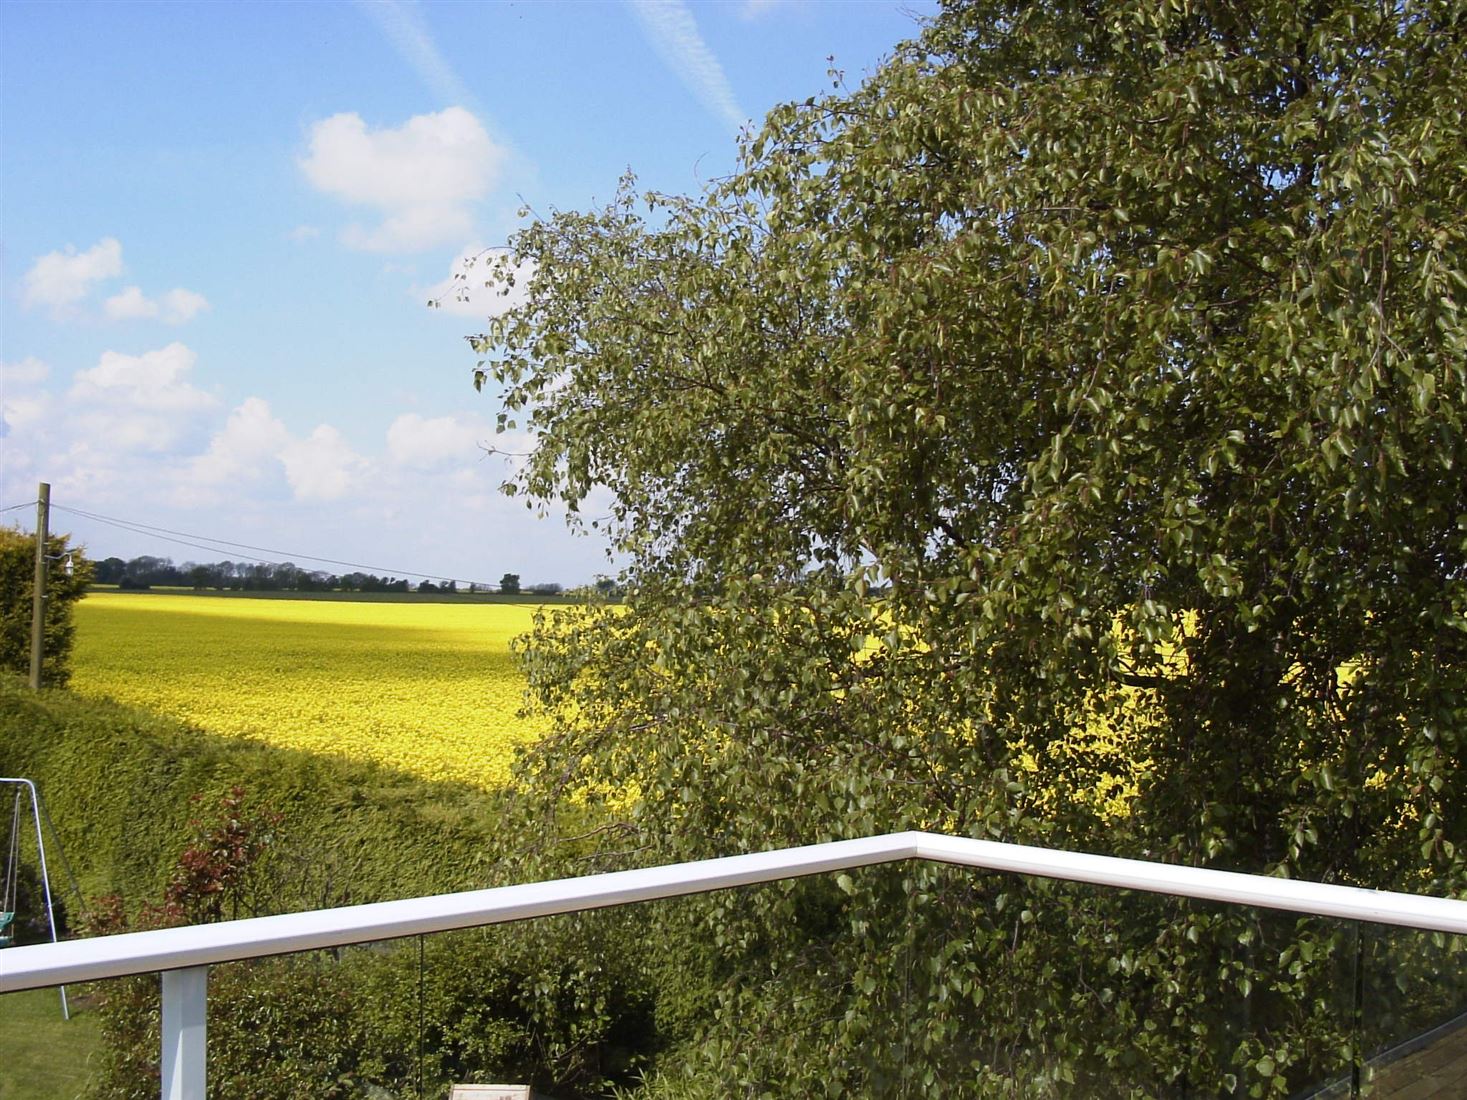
[
  {"x1": 0, "y1": 527, "x2": 91, "y2": 687},
  {"x1": 499, "y1": 572, "x2": 521, "y2": 595},
  {"x1": 477, "y1": 2, "x2": 1465, "y2": 1093}
]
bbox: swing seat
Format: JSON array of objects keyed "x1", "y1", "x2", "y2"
[{"x1": 0, "y1": 910, "x2": 13, "y2": 948}]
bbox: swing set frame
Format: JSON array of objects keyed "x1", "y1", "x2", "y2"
[{"x1": 1, "y1": 777, "x2": 69, "y2": 1019}]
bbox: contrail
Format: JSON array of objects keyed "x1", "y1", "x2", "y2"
[
  {"x1": 630, "y1": 0, "x2": 748, "y2": 134},
  {"x1": 357, "y1": 0, "x2": 475, "y2": 109}
]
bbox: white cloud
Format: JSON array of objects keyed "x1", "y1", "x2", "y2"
[
  {"x1": 740, "y1": 0, "x2": 784, "y2": 17},
  {"x1": 103, "y1": 286, "x2": 158, "y2": 320},
  {"x1": 2, "y1": 393, "x2": 50, "y2": 435},
  {"x1": 22, "y1": 238, "x2": 124, "y2": 314},
  {"x1": 357, "y1": 0, "x2": 472, "y2": 107},
  {"x1": 0, "y1": 349, "x2": 208, "y2": 507},
  {"x1": 630, "y1": 0, "x2": 747, "y2": 133},
  {"x1": 0, "y1": 356, "x2": 613, "y2": 587},
  {"x1": 68, "y1": 343, "x2": 218, "y2": 452},
  {"x1": 0, "y1": 393, "x2": 614, "y2": 587},
  {"x1": 288, "y1": 224, "x2": 321, "y2": 242},
  {"x1": 280, "y1": 425, "x2": 368, "y2": 501},
  {"x1": 49, "y1": 439, "x2": 127, "y2": 501},
  {"x1": 1, "y1": 358, "x2": 53, "y2": 436},
  {"x1": 2, "y1": 357, "x2": 51, "y2": 386},
  {"x1": 423, "y1": 246, "x2": 534, "y2": 318},
  {"x1": 22, "y1": 238, "x2": 205, "y2": 324},
  {"x1": 343, "y1": 205, "x2": 473, "y2": 253},
  {"x1": 301, "y1": 108, "x2": 504, "y2": 252},
  {"x1": 103, "y1": 285, "x2": 211, "y2": 324},
  {"x1": 386, "y1": 412, "x2": 488, "y2": 469},
  {"x1": 159, "y1": 288, "x2": 211, "y2": 323},
  {"x1": 71, "y1": 343, "x2": 215, "y2": 411},
  {"x1": 182, "y1": 397, "x2": 291, "y2": 491}
]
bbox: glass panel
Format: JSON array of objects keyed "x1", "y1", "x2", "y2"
[
  {"x1": 422, "y1": 907, "x2": 697, "y2": 1099},
  {"x1": 420, "y1": 923, "x2": 546, "y2": 1098},
  {"x1": 875, "y1": 866, "x2": 1359, "y2": 1099},
  {"x1": 416, "y1": 866, "x2": 1367, "y2": 1098},
  {"x1": 420, "y1": 871, "x2": 920, "y2": 1098},
  {"x1": 206, "y1": 937, "x2": 420, "y2": 1097},
  {"x1": 1359, "y1": 923, "x2": 1467, "y2": 1097},
  {"x1": 412, "y1": 867, "x2": 1369, "y2": 1098}
]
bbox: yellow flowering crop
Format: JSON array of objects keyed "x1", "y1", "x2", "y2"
[{"x1": 71, "y1": 592, "x2": 545, "y2": 788}]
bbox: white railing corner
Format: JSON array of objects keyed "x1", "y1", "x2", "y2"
[{"x1": 3, "y1": 831, "x2": 1465, "y2": 1100}]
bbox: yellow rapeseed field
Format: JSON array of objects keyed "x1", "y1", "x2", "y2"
[{"x1": 71, "y1": 592, "x2": 543, "y2": 788}]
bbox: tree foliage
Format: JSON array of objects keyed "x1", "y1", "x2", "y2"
[
  {"x1": 474, "y1": 2, "x2": 1465, "y2": 1093},
  {"x1": 0, "y1": 526, "x2": 90, "y2": 687}
]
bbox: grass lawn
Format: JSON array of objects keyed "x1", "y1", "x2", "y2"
[{"x1": 0, "y1": 987, "x2": 102, "y2": 1100}]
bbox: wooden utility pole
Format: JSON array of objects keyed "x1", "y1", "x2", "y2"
[{"x1": 29, "y1": 482, "x2": 50, "y2": 690}]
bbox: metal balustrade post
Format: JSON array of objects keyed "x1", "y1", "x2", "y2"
[{"x1": 161, "y1": 966, "x2": 207, "y2": 1100}]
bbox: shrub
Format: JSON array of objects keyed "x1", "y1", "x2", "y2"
[{"x1": 0, "y1": 526, "x2": 90, "y2": 686}]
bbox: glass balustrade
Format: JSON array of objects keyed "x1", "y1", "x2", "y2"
[
  {"x1": 1353, "y1": 922, "x2": 1467, "y2": 1096},
  {"x1": 2, "y1": 862, "x2": 1462, "y2": 1099}
]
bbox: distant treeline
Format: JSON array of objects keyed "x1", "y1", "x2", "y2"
[{"x1": 91, "y1": 555, "x2": 567, "y2": 596}]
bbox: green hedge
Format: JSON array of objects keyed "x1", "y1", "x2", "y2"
[
  {"x1": 0, "y1": 673, "x2": 511, "y2": 909},
  {"x1": 0, "y1": 674, "x2": 669, "y2": 1098}
]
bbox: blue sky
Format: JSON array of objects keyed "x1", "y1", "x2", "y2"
[{"x1": 1, "y1": 0, "x2": 931, "y2": 588}]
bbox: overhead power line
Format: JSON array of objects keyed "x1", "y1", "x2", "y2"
[
  {"x1": 0, "y1": 501, "x2": 37, "y2": 514},
  {"x1": 49, "y1": 503, "x2": 503, "y2": 589},
  {"x1": 49, "y1": 510, "x2": 293, "y2": 570}
]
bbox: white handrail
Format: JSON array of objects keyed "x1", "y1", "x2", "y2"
[{"x1": 4, "y1": 830, "x2": 1465, "y2": 994}]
